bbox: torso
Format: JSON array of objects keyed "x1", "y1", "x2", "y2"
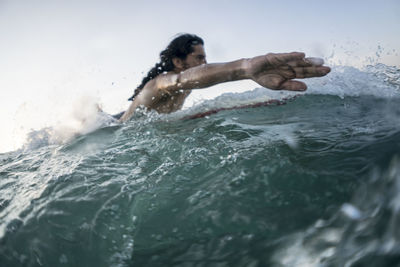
[
  {"x1": 152, "y1": 89, "x2": 191, "y2": 113},
  {"x1": 119, "y1": 73, "x2": 192, "y2": 122}
]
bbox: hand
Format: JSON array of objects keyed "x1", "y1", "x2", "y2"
[{"x1": 248, "y1": 52, "x2": 331, "y2": 91}]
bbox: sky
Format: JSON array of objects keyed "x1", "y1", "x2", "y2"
[{"x1": 0, "y1": 0, "x2": 399, "y2": 152}]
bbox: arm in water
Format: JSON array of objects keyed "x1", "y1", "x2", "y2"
[{"x1": 119, "y1": 52, "x2": 330, "y2": 122}]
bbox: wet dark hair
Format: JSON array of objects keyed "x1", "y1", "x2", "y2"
[{"x1": 128, "y1": 33, "x2": 204, "y2": 101}]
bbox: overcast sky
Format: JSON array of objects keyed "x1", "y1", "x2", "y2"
[{"x1": 1, "y1": 0, "x2": 399, "y2": 152}]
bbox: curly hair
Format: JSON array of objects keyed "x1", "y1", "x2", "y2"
[{"x1": 128, "y1": 33, "x2": 204, "y2": 101}]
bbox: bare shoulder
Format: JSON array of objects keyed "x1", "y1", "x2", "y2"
[
  {"x1": 136, "y1": 74, "x2": 177, "y2": 103},
  {"x1": 154, "y1": 72, "x2": 180, "y2": 92}
]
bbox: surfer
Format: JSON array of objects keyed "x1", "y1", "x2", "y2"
[{"x1": 118, "y1": 33, "x2": 330, "y2": 122}]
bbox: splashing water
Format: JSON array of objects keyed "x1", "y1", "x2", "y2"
[
  {"x1": 0, "y1": 63, "x2": 399, "y2": 266},
  {"x1": 271, "y1": 156, "x2": 400, "y2": 267}
]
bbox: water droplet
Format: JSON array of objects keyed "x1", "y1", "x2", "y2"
[
  {"x1": 341, "y1": 203, "x2": 362, "y2": 220},
  {"x1": 59, "y1": 254, "x2": 68, "y2": 264}
]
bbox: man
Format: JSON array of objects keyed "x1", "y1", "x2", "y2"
[{"x1": 119, "y1": 34, "x2": 330, "y2": 122}]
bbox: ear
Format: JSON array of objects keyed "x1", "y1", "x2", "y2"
[{"x1": 172, "y1": 57, "x2": 184, "y2": 70}]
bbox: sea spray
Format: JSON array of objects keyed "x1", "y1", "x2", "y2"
[
  {"x1": 22, "y1": 95, "x2": 116, "y2": 151},
  {"x1": 0, "y1": 63, "x2": 400, "y2": 266}
]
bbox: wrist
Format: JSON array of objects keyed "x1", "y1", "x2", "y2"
[{"x1": 238, "y1": 58, "x2": 251, "y2": 80}]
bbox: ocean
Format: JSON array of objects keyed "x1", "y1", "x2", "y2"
[{"x1": 0, "y1": 64, "x2": 400, "y2": 267}]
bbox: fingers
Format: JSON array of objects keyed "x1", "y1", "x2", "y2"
[
  {"x1": 273, "y1": 65, "x2": 331, "y2": 91},
  {"x1": 292, "y1": 66, "x2": 331, "y2": 78},
  {"x1": 273, "y1": 65, "x2": 330, "y2": 79},
  {"x1": 280, "y1": 80, "x2": 307, "y2": 91},
  {"x1": 253, "y1": 53, "x2": 331, "y2": 91},
  {"x1": 267, "y1": 52, "x2": 305, "y2": 65},
  {"x1": 305, "y1": 57, "x2": 324, "y2": 66},
  {"x1": 287, "y1": 57, "x2": 325, "y2": 68},
  {"x1": 261, "y1": 74, "x2": 307, "y2": 91}
]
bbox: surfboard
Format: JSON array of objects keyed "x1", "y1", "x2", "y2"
[
  {"x1": 183, "y1": 98, "x2": 291, "y2": 120},
  {"x1": 112, "y1": 97, "x2": 295, "y2": 121}
]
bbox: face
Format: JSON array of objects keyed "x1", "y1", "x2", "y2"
[{"x1": 174, "y1": 44, "x2": 207, "y2": 71}]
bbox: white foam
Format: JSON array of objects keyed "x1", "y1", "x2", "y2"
[
  {"x1": 22, "y1": 96, "x2": 116, "y2": 151},
  {"x1": 8, "y1": 63, "x2": 400, "y2": 153},
  {"x1": 306, "y1": 64, "x2": 400, "y2": 98}
]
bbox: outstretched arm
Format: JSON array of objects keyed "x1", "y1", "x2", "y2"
[
  {"x1": 157, "y1": 52, "x2": 330, "y2": 92},
  {"x1": 119, "y1": 52, "x2": 330, "y2": 122}
]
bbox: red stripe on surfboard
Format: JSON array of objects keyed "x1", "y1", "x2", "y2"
[{"x1": 184, "y1": 96, "x2": 296, "y2": 120}]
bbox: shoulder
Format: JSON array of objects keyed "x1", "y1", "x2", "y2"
[
  {"x1": 139, "y1": 74, "x2": 175, "y2": 100},
  {"x1": 154, "y1": 72, "x2": 180, "y2": 91},
  {"x1": 140, "y1": 72, "x2": 182, "y2": 99}
]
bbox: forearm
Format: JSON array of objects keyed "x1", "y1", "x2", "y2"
[
  {"x1": 158, "y1": 58, "x2": 251, "y2": 91},
  {"x1": 118, "y1": 102, "x2": 137, "y2": 122}
]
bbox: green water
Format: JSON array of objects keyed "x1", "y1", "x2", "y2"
[
  {"x1": 3, "y1": 59, "x2": 400, "y2": 267},
  {"x1": 1, "y1": 91, "x2": 400, "y2": 266}
]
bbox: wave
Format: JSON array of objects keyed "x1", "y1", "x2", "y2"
[
  {"x1": 306, "y1": 64, "x2": 400, "y2": 98},
  {"x1": 1, "y1": 86, "x2": 400, "y2": 265},
  {"x1": 271, "y1": 156, "x2": 400, "y2": 267},
  {"x1": 6, "y1": 62, "x2": 400, "y2": 154}
]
